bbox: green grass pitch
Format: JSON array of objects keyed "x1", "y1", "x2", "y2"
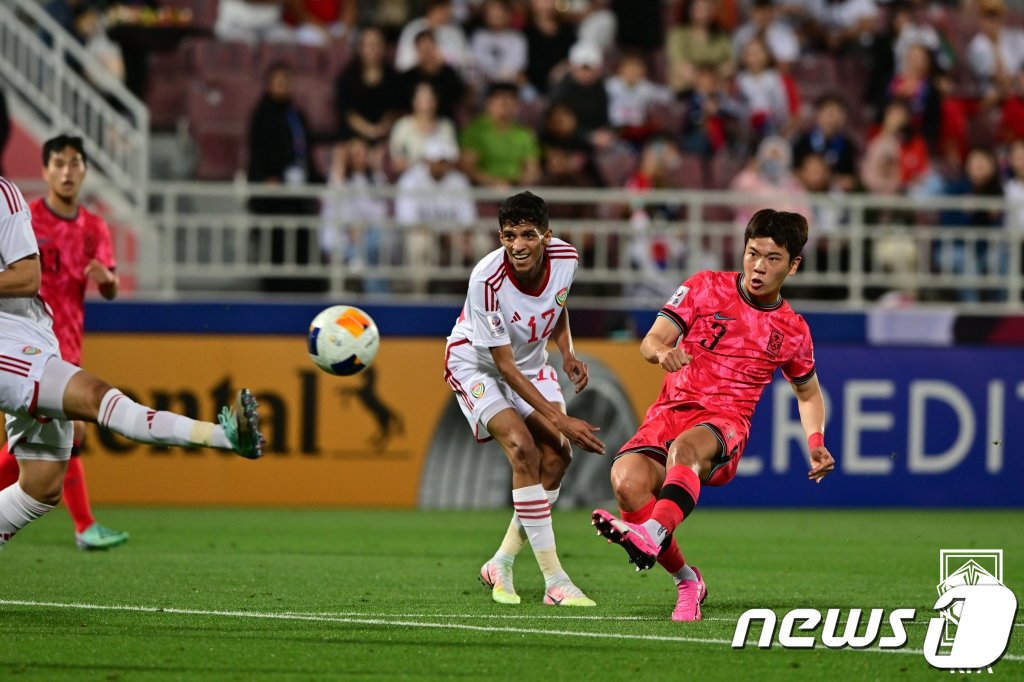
[{"x1": 1, "y1": 507, "x2": 1021, "y2": 681}]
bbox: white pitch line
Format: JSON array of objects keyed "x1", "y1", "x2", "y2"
[
  {"x1": 0, "y1": 599, "x2": 1020, "y2": 663},
  {"x1": 283, "y1": 610, "x2": 1024, "y2": 629}
]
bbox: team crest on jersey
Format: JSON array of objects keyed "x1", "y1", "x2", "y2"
[
  {"x1": 766, "y1": 329, "x2": 784, "y2": 358},
  {"x1": 21, "y1": 346, "x2": 41, "y2": 355},
  {"x1": 486, "y1": 313, "x2": 507, "y2": 338},
  {"x1": 471, "y1": 382, "x2": 485, "y2": 398},
  {"x1": 668, "y1": 285, "x2": 690, "y2": 307},
  {"x1": 555, "y1": 288, "x2": 568, "y2": 307}
]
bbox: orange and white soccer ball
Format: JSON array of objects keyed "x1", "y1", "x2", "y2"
[{"x1": 307, "y1": 305, "x2": 380, "y2": 376}]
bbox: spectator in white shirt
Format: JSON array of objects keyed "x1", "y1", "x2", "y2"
[
  {"x1": 736, "y1": 36, "x2": 794, "y2": 140},
  {"x1": 968, "y1": 0, "x2": 1024, "y2": 105},
  {"x1": 732, "y1": 0, "x2": 800, "y2": 70},
  {"x1": 605, "y1": 52, "x2": 673, "y2": 147},
  {"x1": 215, "y1": 0, "x2": 294, "y2": 43},
  {"x1": 470, "y1": 0, "x2": 529, "y2": 86},
  {"x1": 395, "y1": 0, "x2": 471, "y2": 73},
  {"x1": 396, "y1": 137, "x2": 479, "y2": 291},
  {"x1": 389, "y1": 81, "x2": 459, "y2": 175}
]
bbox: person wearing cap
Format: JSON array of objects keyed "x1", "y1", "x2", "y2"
[
  {"x1": 460, "y1": 82, "x2": 541, "y2": 187},
  {"x1": 396, "y1": 136, "x2": 478, "y2": 292},
  {"x1": 968, "y1": 0, "x2": 1024, "y2": 105},
  {"x1": 549, "y1": 42, "x2": 615, "y2": 149}
]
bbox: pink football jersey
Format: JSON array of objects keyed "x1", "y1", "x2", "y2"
[
  {"x1": 30, "y1": 199, "x2": 116, "y2": 366},
  {"x1": 653, "y1": 270, "x2": 815, "y2": 421}
]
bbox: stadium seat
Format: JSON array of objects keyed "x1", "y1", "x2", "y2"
[
  {"x1": 648, "y1": 100, "x2": 685, "y2": 138},
  {"x1": 291, "y1": 76, "x2": 338, "y2": 137},
  {"x1": 192, "y1": 130, "x2": 245, "y2": 180},
  {"x1": 674, "y1": 152, "x2": 709, "y2": 189},
  {"x1": 186, "y1": 38, "x2": 257, "y2": 78},
  {"x1": 186, "y1": 77, "x2": 259, "y2": 179},
  {"x1": 595, "y1": 146, "x2": 638, "y2": 187},
  {"x1": 146, "y1": 49, "x2": 190, "y2": 130},
  {"x1": 709, "y1": 152, "x2": 748, "y2": 189},
  {"x1": 257, "y1": 43, "x2": 329, "y2": 76},
  {"x1": 162, "y1": 0, "x2": 219, "y2": 32}
]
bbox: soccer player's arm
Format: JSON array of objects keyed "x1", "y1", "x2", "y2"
[
  {"x1": 489, "y1": 344, "x2": 603, "y2": 454},
  {"x1": 784, "y1": 333, "x2": 835, "y2": 483},
  {"x1": 549, "y1": 307, "x2": 587, "y2": 393},
  {"x1": 640, "y1": 274, "x2": 704, "y2": 372},
  {"x1": 467, "y1": 282, "x2": 602, "y2": 453},
  {"x1": 0, "y1": 210, "x2": 42, "y2": 298},
  {"x1": 87, "y1": 219, "x2": 119, "y2": 300}
]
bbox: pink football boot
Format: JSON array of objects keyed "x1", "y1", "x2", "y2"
[
  {"x1": 671, "y1": 566, "x2": 708, "y2": 621},
  {"x1": 591, "y1": 509, "x2": 660, "y2": 570}
]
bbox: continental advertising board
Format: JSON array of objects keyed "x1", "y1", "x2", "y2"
[{"x1": 74, "y1": 335, "x2": 1022, "y2": 508}]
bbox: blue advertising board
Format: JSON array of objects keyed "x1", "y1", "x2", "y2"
[{"x1": 720, "y1": 346, "x2": 1023, "y2": 507}]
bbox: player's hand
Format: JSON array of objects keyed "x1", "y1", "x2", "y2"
[
  {"x1": 556, "y1": 414, "x2": 604, "y2": 455},
  {"x1": 656, "y1": 347, "x2": 692, "y2": 373},
  {"x1": 808, "y1": 446, "x2": 835, "y2": 483},
  {"x1": 562, "y1": 356, "x2": 589, "y2": 393},
  {"x1": 84, "y1": 259, "x2": 117, "y2": 286}
]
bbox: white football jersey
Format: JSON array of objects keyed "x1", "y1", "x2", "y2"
[
  {"x1": 0, "y1": 177, "x2": 56, "y2": 348},
  {"x1": 447, "y1": 238, "x2": 578, "y2": 374}
]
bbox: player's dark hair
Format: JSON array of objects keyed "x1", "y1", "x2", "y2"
[
  {"x1": 42, "y1": 134, "x2": 88, "y2": 167},
  {"x1": 743, "y1": 209, "x2": 808, "y2": 261},
  {"x1": 498, "y1": 191, "x2": 549, "y2": 231}
]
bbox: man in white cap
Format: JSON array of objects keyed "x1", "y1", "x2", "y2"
[
  {"x1": 550, "y1": 42, "x2": 615, "y2": 148},
  {"x1": 396, "y1": 136, "x2": 479, "y2": 292}
]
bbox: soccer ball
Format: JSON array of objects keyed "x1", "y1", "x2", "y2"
[{"x1": 307, "y1": 305, "x2": 380, "y2": 376}]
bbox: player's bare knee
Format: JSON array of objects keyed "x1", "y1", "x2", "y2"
[
  {"x1": 667, "y1": 439, "x2": 702, "y2": 470},
  {"x1": 610, "y1": 462, "x2": 653, "y2": 509},
  {"x1": 503, "y1": 438, "x2": 540, "y2": 478}
]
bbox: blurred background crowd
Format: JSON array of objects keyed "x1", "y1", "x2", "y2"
[{"x1": 8, "y1": 0, "x2": 1024, "y2": 302}]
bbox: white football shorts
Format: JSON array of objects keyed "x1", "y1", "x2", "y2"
[
  {"x1": 444, "y1": 349, "x2": 565, "y2": 442},
  {"x1": 0, "y1": 341, "x2": 74, "y2": 461}
]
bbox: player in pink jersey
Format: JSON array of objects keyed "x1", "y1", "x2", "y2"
[
  {"x1": 592, "y1": 209, "x2": 835, "y2": 621},
  {"x1": 0, "y1": 174, "x2": 263, "y2": 553},
  {"x1": 445, "y1": 191, "x2": 604, "y2": 607},
  {"x1": 0, "y1": 135, "x2": 128, "y2": 550}
]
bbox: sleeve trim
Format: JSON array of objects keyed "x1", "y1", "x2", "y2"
[
  {"x1": 789, "y1": 368, "x2": 817, "y2": 385},
  {"x1": 658, "y1": 308, "x2": 688, "y2": 336}
]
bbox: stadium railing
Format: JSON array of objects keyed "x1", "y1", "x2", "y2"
[
  {"x1": 0, "y1": 0, "x2": 149, "y2": 211},
  {"x1": 147, "y1": 182, "x2": 1023, "y2": 311}
]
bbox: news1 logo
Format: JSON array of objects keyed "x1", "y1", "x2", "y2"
[{"x1": 732, "y1": 549, "x2": 1017, "y2": 672}]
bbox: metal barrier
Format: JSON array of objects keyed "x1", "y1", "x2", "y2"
[
  {"x1": 148, "y1": 182, "x2": 1023, "y2": 311},
  {"x1": 0, "y1": 0, "x2": 148, "y2": 210}
]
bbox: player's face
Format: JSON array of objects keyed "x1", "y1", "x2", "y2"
[
  {"x1": 43, "y1": 147, "x2": 87, "y2": 202},
  {"x1": 742, "y1": 237, "x2": 800, "y2": 301},
  {"x1": 499, "y1": 222, "x2": 551, "y2": 279}
]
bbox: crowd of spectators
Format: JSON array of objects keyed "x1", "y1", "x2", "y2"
[{"x1": 50, "y1": 0, "x2": 1024, "y2": 300}]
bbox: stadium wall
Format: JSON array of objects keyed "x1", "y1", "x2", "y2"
[{"x1": 77, "y1": 302, "x2": 1023, "y2": 508}]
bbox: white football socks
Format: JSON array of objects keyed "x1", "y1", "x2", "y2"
[
  {"x1": 0, "y1": 484, "x2": 54, "y2": 548},
  {"x1": 512, "y1": 484, "x2": 569, "y2": 587},
  {"x1": 494, "y1": 486, "x2": 560, "y2": 564},
  {"x1": 98, "y1": 389, "x2": 231, "y2": 450},
  {"x1": 672, "y1": 564, "x2": 699, "y2": 585}
]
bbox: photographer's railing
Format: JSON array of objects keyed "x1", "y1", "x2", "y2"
[{"x1": 149, "y1": 183, "x2": 1023, "y2": 311}]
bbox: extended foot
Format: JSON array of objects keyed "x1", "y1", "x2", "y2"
[
  {"x1": 480, "y1": 559, "x2": 520, "y2": 605},
  {"x1": 218, "y1": 388, "x2": 264, "y2": 459},
  {"x1": 671, "y1": 566, "x2": 708, "y2": 622},
  {"x1": 591, "y1": 509, "x2": 659, "y2": 571},
  {"x1": 75, "y1": 522, "x2": 129, "y2": 551},
  {"x1": 543, "y1": 580, "x2": 596, "y2": 607}
]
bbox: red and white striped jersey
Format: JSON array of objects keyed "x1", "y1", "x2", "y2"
[
  {"x1": 0, "y1": 177, "x2": 55, "y2": 345},
  {"x1": 447, "y1": 238, "x2": 579, "y2": 374}
]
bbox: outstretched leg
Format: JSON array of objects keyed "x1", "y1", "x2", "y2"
[{"x1": 40, "y1": 360, "x2": 263, "y2": 459}]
